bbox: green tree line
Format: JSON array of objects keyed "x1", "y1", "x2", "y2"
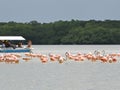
[{"x1": 0, "y1": 20, "x2": 120, "y2": 44}]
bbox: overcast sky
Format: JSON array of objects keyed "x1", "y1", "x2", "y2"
[{"x1": 0, "y1": 0, "x2": 120, "y2": 23}]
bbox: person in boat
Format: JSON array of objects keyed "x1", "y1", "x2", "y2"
[
  {"x1": 27, "y1": 40, "x2": 32, "y2": 48},
  {"x1": 17, "y1": 42, "x2": 23, "y2": 48},
  {"x1": 3, "y1": 40, "x2": 16, "y2": 49},
  {"x1": 0, "y1": 40, "x2": 5, "y2": 48}
]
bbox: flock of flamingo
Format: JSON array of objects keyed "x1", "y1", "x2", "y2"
[{"x1": 0, "y1": 50, "x2": 120, "y2": 64}]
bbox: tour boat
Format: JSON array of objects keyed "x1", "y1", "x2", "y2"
[{"x1": 0, "y1": 36, "x2": 33, "y2": 53}]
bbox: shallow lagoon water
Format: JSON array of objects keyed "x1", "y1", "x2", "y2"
[{"x1": 0, "y1": 45, "x2": 120, "y2": 90}]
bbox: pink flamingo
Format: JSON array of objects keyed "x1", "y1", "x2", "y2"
[{"x1": 39, "y1": 55, "x2": 48, "y2": 63}]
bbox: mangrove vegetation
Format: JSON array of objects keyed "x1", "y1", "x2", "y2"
[{"x1": 0, "y1": 20, "x2": 120, "y2": 44}]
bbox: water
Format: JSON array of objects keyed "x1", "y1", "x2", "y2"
[
  {"x1": 32, "y1": 45, "x2": 120, "y2": 56},
  {"x1": 0, "y1": 45, "x2": 120, "y2": 90}
]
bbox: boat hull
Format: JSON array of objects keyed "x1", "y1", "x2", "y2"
[{"x1": 0, "y1": 48, "x2": 31, "y2": 53}]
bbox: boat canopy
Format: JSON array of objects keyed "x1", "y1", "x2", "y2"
[{"x1": 0, "y1": 36, "x2": 25, "y2": 40}]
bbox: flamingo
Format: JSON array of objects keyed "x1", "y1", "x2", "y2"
[
  {"x1": 49, "y1": 53, "x2": 60, "y2": 61},
  {"x1": 58, "y1": 56, "x2": 66, "y2": 64},
  {"x1": 39, "y1": 55, "x2": 48, "y2": 63}
]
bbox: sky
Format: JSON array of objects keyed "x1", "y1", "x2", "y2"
[{"x1": 0, "y1": 0, "x2": 120, "y2": 23}]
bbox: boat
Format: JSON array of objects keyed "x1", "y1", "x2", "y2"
[
  {"x1": 0, "y1": 36, "x2": 33, "y2": 53},
  {"x1": 0, "y1": 48, "x2": 32, "y2": 53}
]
